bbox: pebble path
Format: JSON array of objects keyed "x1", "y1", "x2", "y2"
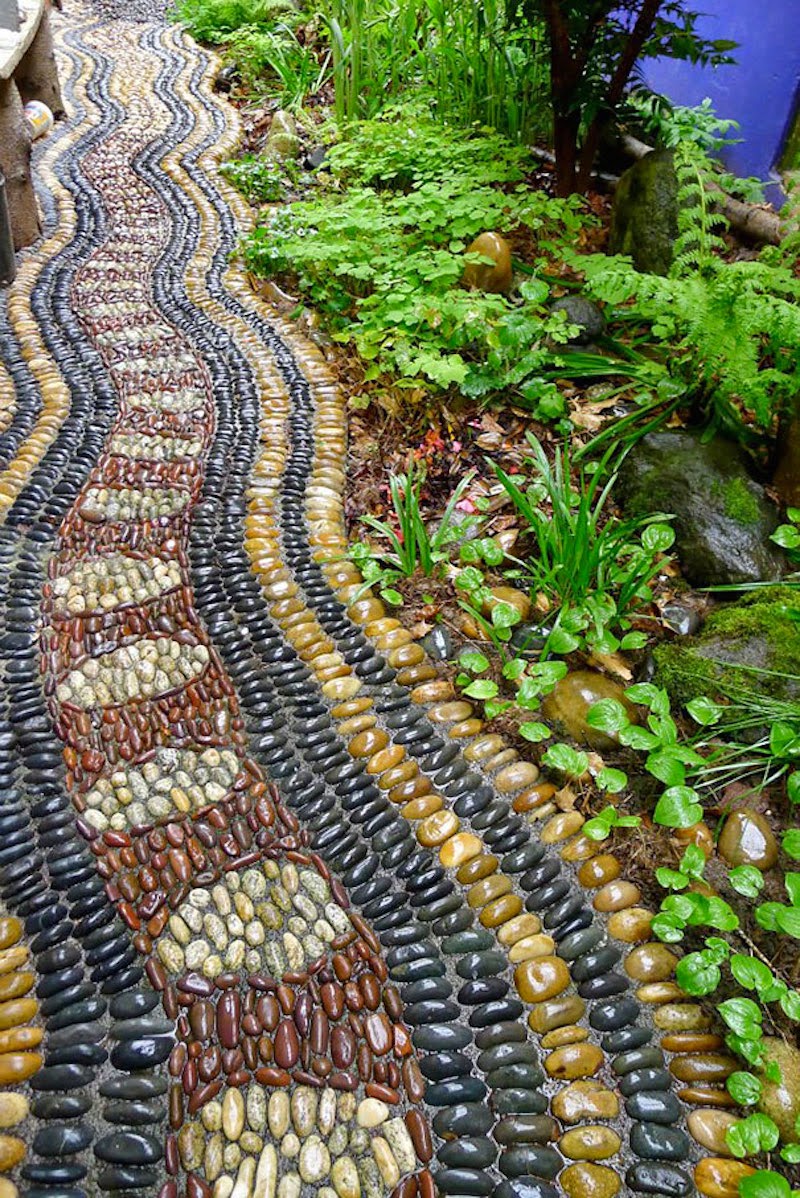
[{"x1": 0, "y1": 5, "x2": 756, "y2": 1198}]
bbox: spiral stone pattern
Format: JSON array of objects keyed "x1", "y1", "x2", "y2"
[{"x1": 0, "y1": 6, "x2": 754, "y2": 1198}]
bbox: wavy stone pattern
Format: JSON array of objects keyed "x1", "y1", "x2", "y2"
[{"x1": 0, "y1": 5, "x2": 754, "y2": 1198}]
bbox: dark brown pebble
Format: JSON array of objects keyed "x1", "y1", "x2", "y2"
[
  {"x1": 169, "y1": 1044, "x2": 187, "y2": 1077},
  {"x1": 165, "y1": 1135, "x2": 179, "y2": 1176},
  {"x1": 190, "y1": 1002, "x2": 214, "y2": 1041},
  {"x1": 188, "y1": 1081, "x2": 222, "y2": 1114},
  {"x1": 311, "y1": 1009, "x2": 329, "y2": 1055},
  {"x1": 187, "y1": 1174, "x2": 211, "y2": 1198},
  {"x1": 179, "y1": 974, "x2": 214, "y2": 997},
  {"x1": 255, "y1": 1066, "x2": 290, "y2": 1086},
  {"x1": 274, "y1": 1020, "x2": 299, "y2": 1069},
  {"x1": 394, "y1": 1178, "x2": 418, "y2": 1198},
  {"x1": 169, "y1": 1084, "x2": 183, "y2": 1130},
  {"x1": 257, "y1": 995, "x2": 279, "y2": 1031},
  {"x1": 295, "y1": 993, "x2": 312, "y2": 1037},
  {"x1": 329, "y1": 1071, "x2": 358, "y2": 1091},
  {"x1": 406, "y1": 1110, "x2": 432, "y2": 1162},
  {"x1": 366, "y1": 1083, "x2": 399, "y2": 1104},
  {"x1": 331, "y1": 1026, "x2": 356, "y2": 1069},
  {"x1": 403, "y1": 1059, "x2": 425, "y2": 1103},
  {"x1": 217, "y1": 992, "x2": 240, "y2": 1049},
  {"x1": 198, "y1": 1047, "x2": 221, "y2": 1082}
]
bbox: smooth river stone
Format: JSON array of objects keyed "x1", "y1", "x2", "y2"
[
  {"x1": 0, "y1": 922, "x2": 22, "y2": 952},
  {"x1": 577, "y1": 855, "x2": 621, "y2": 888},
  {"x1": 528, "y1": 996, "x2": 585, "y2": 1034},
  {"x1": 0, "y1": 1095, "x2": 28, "y2": 1128},
  {"x1": 607, "y1": 907, "x2": 653, "y2": 943},
  {"x1": 0, "y1": 1052, "x2": 42, "y2": 1084},
  {"x1": 593, "y1": 881, "x2": 640, "y2": 912},
  {"x1": 0, "y1": 999, "x2": 37, "y2": 1031},
  {"x1": 694, "y1": 1158, "x2": 755, "y2": 1198},
  {"x1": 624, "y1": 944, "x2": 678, "y2": 982},
  {"x1": 687, "y1": 1110, "x2": 738, "y2": 1156},
  {"x1": 544, "y1": 1044, "x2": 603, "y2": 1079},
  {"x1": 670, "y1": 1054, "x2": 736, "y2": 1083},
  {"x1": 417, "y1": 811, "x2": 459, "y2": 848},
  {"x1": 440, "y1": 834, "x2": 482, "y2": 869},
  {"x1": 757, "y1": 1037, "x2": 800, "y2": 1140},
  {"x1": 552, "y1": 1082, "x2": 619, "y2": 1124},
  {"x1": 717, "y1": 810, "x2": 777, "y2": 869},
  {"x1": 559, "y1": 1126, "x2": 621, "y2": 1161},
  {"x1": 0, "y1": 1136, "x2": 25, "y2": 1171},
  {"x1": 561, "y1": 1163, "x2": 620, "y2": 1198},
  {"x1": 515, "y1": 958, "x2": 569, "y2": 1003}
]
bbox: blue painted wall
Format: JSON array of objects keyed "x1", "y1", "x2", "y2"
[{"x1": 643, "y1": 1, "x2": 800, "y2": 202}]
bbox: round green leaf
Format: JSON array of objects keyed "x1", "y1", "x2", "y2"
[
  {"x1": 739, "y1": 1171, "x2": 791, "y2": 1198},
  {"x1": 642, "y1": 523, "x2": 675, "y2": 552},
  {"x1": 586, "y1": 699, "x2": 630, "y2": 735},
  {"x1": 653, "y1": 786, "x2": 703, "y2": 829},
  {"x1": 518, "y1": 721, "x2": 551, "y2": 743},
  {"x1": 727, "y1": 1070, "x2": 762, "y2": 1106},
  {"x1": 675, "y1": 951, "x2": 720, "y2": 996},
  {"x1": 463, "y1": 679, "x2": 499, "y2": 701},
  {"x1": 728, "y1": 865, "x2": 765, "y2": 899}
]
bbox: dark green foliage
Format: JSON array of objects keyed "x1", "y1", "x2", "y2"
[
  {"x1": 240, "y1": 112, "x2": 589, "y2": 405},
  {"x1": 170, "y1": 0, "x2": 297, "y2": 40}
]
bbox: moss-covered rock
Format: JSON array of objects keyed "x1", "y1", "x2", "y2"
[
  {"x1": 609, "y1": 149, "x2": 677, "y2": 276},
  {"x1": 653, "y1": 586, "x2": 800, "y2": 706},
  {"x1": 617, "y1": 430, "x2": 785, "y2": 588}
]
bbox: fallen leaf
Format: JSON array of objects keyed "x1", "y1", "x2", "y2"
[{"x1": 555, "y1": 786, "x2": 577, "y2": 811}]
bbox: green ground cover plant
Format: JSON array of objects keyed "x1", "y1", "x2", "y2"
[
  {"x1": 574, "y1": 144, "x2": 800, "y2": 443},
  {"x1": 240, "y1": 111, "x2": 588, "y2": 404}
]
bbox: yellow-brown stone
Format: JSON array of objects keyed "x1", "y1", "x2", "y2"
[
  {"x1": 0, "y1": 1095, "x2": 27, "y2": 1129},
  {"x1": 0, "y1": 1178, "x2": 18, "y2": 1198},
  {"x1": 0, "y1": 974, "x2": 33, "y2": 1003},
  {"x1": 545, "y1": 1043, "x2": 604, "y2": 1080},
  {"x1": 577, "y1": 855, "x2": 621, "y2": 888},
  {"x1": 348, "y1": 599, "x2": 385, "y2": 624},
  {"x1": 401, "y1": 796, "x2": 442, "y2": 820},
  {"x1": 560, "y1": 834, "x2": 598, "y2": 862},
  {"x1": 541, "y1": 1025, "x2": 588, "y2": 1049},
  {"x1": 0, "y1": 1028, "x2": 42, "y2": 1054},
  {"x1": 349, "y1": 728, "x2": 389, "y2": 758},
  {"x1": 448, "y1": 719, "x2": 483, "y2": 739},
  {"x1": 541, "y1": 812, "x2": 584, "y2": 844},
  {"x1": 379, "y1": 762, "x2": 417, "y2": 789},
  {"x1": 0, "y1": 1137, "x2": 25, "y2": 1173},
  {"x1": 512, "y1": 783, "x2": 557, "y2": 813},
  {"x1": 467, "y1": 875, "x2": 511, "y2": 909},
  {"x1": 397, "y1": 665, "x2": 437, "y2": 686},
  {"x1": 637, "y1": 982, "x2": 683, "y2": 1003},
  {"x1": 463, "y1": 233, "x2": 513, "y2": 294},
  {"x1": 553, "y1": 1082, "x2": 619, "y2": 1125},
  {"x1": 0, "y1": 1000, "x2": 37, "y2": 1032},
  {"x1": 0, "y1": 1053, "x2": 42, "y2": 1084},
  {"x1": 688, "y1": 1109, "x2": 738, "y2": 1156},
  {"x1": 661, "y1": 1033, "x2": 723, "y2": 1053},
  {"x1": 678, "y1": 1085, "x2": 737, "y2": 1108},
  {"x1": 0, "y1": 949, "x2": 26, "y2": 977},
  {"x1": 464, "y1": 735, "x2": 504, "y2": 763},
  {"x1": 559, "y1": 1126, "x2": 621, "y2": 1161},
  {"x1": 417, "y1": 810, "x2": 459, "y2": 847},
  {"x1": 515, "y1": 957, "x2": 570, "y2": 1004},
  {"x1": 508, "y1": 934, "x2": 555, "y2": 963},
  {"x1": 593, "y1": 880, "x2": 640, "y2": 912},
  {"x1": 561, "y1": 1163, "x2": 619, "y2": 1198},
  {"x1": 654, "y1": 1003, "x2": 712, "y2": 1032},
  {"x1": 410, "y1": 681, "x2": 453, "y2": 704},
  {"x1": 694, "y1": 1158, "x2": 754, "y2": 1198},
  {"x1": 480, "y1": 895, "x2": 522, "y2": 928},
  {"x1": 0, "y1": 922, "x2": 21, "y2": 953},
  {"x1": 670, "y1": 1054, "x2": 738, "y2": 1083},
  {"x1": 439, "y1": 833, "x2": 482, "y2": 870},
  {"x1": 456, "y1": 854, "x2": 498, "y2": 885},
  {"x1": 429, "y1": 702, "x2": 474, "y2": 724},
  {"x1": 624, "y1": 942, "x2": 678, "y2": 982},
  {"x1": 528, "y1": 995, "x2": 585, "y2": 1034},
  {"x1": 388, "y1": 776, "x2": 431, "y2": 804},
  {"x1": 497, "y1": 913, "x2": 541, "y2": 945},
  {"x1": 494, "y1": 761, "x2": 540, "y2": 794},
  {"x1": 607, "y1": 907, "x2": 653, "y2": 943},
  {"x1": 717, "y1": 809, "x2": 778, "y2": 870},
  {"x1": 386, "y1": 643, "x2": 425, "y2": 667},
  {"x1": 366, "y1": 745, "x2": 405, "y2": 775}
]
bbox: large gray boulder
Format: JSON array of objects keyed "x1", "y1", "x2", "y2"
[
  {"x1": 617, "y1": 430, "x2": 785, "y2": 588},
  {"x1": 610, "y1": 149, "x2": 677, "y2": 276}
]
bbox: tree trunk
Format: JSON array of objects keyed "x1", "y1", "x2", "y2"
[
  {"x1": 552, "y1": 109, "x2": 580, "y2": 197},
  {"x1": 15, "y1": 7, "x2": 65, "y2": 118},
  {"x1": 0, "y1": 78, "x2": 40, "y2": 250}
]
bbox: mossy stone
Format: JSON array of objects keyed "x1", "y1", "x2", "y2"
[
  {"x1": 654, "y1": 586, "x2": 800, "y2": 707},
  {"x1": 609, "y1": 149, "x2": 677, "y2": 276},
  {"x1": 618, "y1": 430, "x2": 784, "y2": 588},
  {"x1": 757, "y1": 1037, "x2": 800, "y2": 1142}
]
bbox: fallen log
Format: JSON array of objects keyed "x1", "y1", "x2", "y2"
[{"x1": 620, "y1": 133, "x2": 785, "y2": 246}]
